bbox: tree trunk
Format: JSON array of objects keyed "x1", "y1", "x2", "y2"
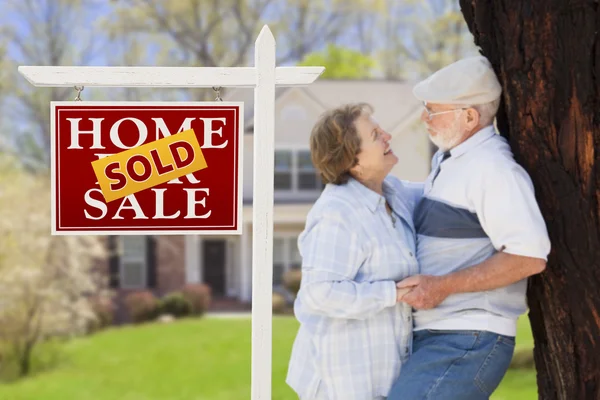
[
  {"x1": 459, "y1": 1, "x2": 600, "y2": 399},
  {"x1": 19, "y1": 340, "x2": 34, "y2": 377}
]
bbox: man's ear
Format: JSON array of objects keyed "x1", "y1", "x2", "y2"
[{"x1": 466, "y1": 108, "x2": 480, "y2": 128}]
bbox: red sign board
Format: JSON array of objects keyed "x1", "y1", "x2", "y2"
[{"x1": 51, "y1": 102, "x2": 243, "y2": 235}]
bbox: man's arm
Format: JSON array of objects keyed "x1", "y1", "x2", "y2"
[
  {"x1": 399, "y1": 162, "x2": 551, "y2": 310},
  {"x1": 399, "y1": 180, "x2": 425, "y2": 207},
  {"x1": 440, "y1": 251, "x2": 545, "y2": 293},
  {"x1": 397, "y1": 252, "x2": 545, "y2": 309}
]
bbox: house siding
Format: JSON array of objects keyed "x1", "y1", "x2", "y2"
[
  {"x1": 96, "y1": 235, "x2": 186, "y2": 323},
  {"x1": 92, "y1": 80, "x2": 432, "y2": 322},
  {"x1": 156, "y1": 235, "x2": 186, "y2": 295}
]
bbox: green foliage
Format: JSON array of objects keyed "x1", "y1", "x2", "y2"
[
  {"x1": 378, "y1": 1, "x2": 477, "y2": 80},
  {"x1": 282, "y1": 269, "x2": 302, "y2": 297},
  {"x1": 102, "y1": 0, "x2": 363, "y2": 70},
  {"x1": 272, "y1": 292, "x2": 287, "y2": 314},
  {"x1": 159, "y1": 292, "x2": 193, "y2": 318},
  {"x1": 0, "y1": 339, "x2": 62, "y2": 383},
  {"x1": 510, "y1": 348, "x2": 535, "y2": 369},
  {"x1": 298, "y1": 44, "x2": 376, "y2": 79}
]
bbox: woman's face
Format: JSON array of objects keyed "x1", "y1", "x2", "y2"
[{"x1": 351, "y1": 113, "x2": 397, "y2": 182}]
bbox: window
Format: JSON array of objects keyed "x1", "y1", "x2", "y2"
[
  {"x1": 272, "y1": 235, "x2": 300, "y2": 287},
  {"x1": 274, "y1": 149, "x2": 322, "y2": 191},
  {"x1": 274, "y1": 151, "x2": 293, "y2": 190},
  {"x1": 120, "y1": 236, "x2": 147, "y2": 289},
  {"x1": 297, "y1": 150, "x2": 320, "y2": 190},
  {"x1": 273, "y1": 238, "x2": 286, "y2": 286}
]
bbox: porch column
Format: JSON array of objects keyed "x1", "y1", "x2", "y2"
[
  {"x1": 240, "y1": 222, "x2": 251, "y2": 302},
  {"x1": 185, "y1": 235, "x2": 200, "y2": 283}
]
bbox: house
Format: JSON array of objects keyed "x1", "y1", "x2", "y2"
[{"x1": 103, "y1": 79, "x2": 432, "y2": 313}]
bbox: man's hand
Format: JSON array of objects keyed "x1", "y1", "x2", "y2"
[{"x1": 396, "y1": 275, "x2": 452, "y2": 310}]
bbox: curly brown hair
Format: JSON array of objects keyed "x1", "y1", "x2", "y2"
[{"x1": 309, "y1": 103, "x2": 372, "y2": 185}]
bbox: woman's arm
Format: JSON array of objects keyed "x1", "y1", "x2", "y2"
[{"x1": 297, "y1": 214, "x2": 398, "y2": 319}]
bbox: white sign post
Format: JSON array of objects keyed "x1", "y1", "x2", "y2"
[{"x1": 19, "y1": 25, "x2": 324, "y2": 400}]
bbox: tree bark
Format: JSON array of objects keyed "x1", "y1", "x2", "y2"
[{"x1": 459, "y1": 1, "x2": 600, "y2": 399}]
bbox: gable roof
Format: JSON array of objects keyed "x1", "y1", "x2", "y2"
[{"x1": 225, "y1": 79, "x2": 423, "y2": 133}]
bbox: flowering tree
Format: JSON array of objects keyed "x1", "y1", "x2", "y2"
[{"x1": 0, "y1": 156, "x2": 108, "y2": 377}]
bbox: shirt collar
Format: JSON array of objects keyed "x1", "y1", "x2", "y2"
[
  {"x1": 448, "y1": 124, "x2": 496, "y2": 159},
  {"x1": 346, "y1": 176, "x2": 395, "y2": 213}
]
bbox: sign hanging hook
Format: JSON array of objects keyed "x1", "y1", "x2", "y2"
[
  {"x1": 212, "y1": 86, "x2": 223, "y2": 101},
  {"x1": 74, "y1": 86, "x2": 84, "y2": 101}
]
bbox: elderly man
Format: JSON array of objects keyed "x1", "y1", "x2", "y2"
[{"x1": 387, "y1": 56, "x2": 551, "y2": 400}]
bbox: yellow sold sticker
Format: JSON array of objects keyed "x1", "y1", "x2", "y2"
[{"x1": 91, "y1": 129, "x2": 207, "y2": 202}]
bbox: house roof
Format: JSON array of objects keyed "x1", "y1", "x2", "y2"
[{"x1": 225, "y1": 79, "x2": 423, "y2": 133}]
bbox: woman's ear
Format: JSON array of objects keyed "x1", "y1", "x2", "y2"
[{"x1": 349, "y1": 163, "x2": 362, "y2": 179}]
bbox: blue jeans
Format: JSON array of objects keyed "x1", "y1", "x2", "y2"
[{"x1": 387, "y1": 330, "x2": 515, "y2": 400}]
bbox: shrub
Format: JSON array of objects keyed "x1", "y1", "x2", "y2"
[
  {"x1": 273, "y1": 292, "x2": 287, "y2": 314},
  {"x1": 87, "y1": 296, "x2": 115, "y2": 333},
  {"x1": 181, "y1": 284, "x2": 212, "y2": 316},
  {"x1": 283, "y1": 269, "x2": 302, "y2": 297},
  {"x1": 124, "y1": 291, "x2": 159, "y2": 323},
  {"x1": 159, "y1": 292, "x2": 193, "y2": 318}
]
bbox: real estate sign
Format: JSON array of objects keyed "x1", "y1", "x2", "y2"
[{"x1": 51, "y1": 102, "x2": 243, "y2": 235}]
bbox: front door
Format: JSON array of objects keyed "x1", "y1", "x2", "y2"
[{"x1": 202, "y1": 240, "x2": 226, "y2": 296}]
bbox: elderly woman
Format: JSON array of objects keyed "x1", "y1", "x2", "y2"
[{"x1": 286, "y1": 103, "x2": 420, "y2": 400}]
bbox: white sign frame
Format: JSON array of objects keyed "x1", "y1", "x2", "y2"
[
  {"x1": 50, "y1": 100, "x2": 245, "y2": 236},
  {"x1": 19, "y1": 25, "x2": 324, "y2": 400}
]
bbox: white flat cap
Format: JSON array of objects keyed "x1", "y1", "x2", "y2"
[{"x1": 413, "y1": 55, "x2": 502, "y2": 105}]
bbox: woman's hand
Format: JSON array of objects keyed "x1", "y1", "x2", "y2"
[
  {"x1": 396, "y1": 275, "x2": 452, "y2": 309},
  {"x1": 396, "y1": 287, "x2": 413, "y2": 303}
]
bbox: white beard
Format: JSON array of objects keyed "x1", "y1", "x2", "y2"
[
  {"x1": 427, "y1": 117, "x2": 463, "y2": 151},
  {"x1": 428, "y1": 131, "x2": 463, "y2": 151}
]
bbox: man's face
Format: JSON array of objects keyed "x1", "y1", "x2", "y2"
[{"x1": 420, "y1": 103, "x2": 466, "y2": 151}]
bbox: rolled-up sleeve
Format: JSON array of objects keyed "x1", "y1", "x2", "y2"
[
  {"x1": 470, "y1": 163, "x2": 551, "y2": 260},
  {"x1": 297, "y1": 214, "x2": 397, "y2": 319}
]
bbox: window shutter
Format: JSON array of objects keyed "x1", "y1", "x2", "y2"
[
  {"x1": 108, "y1": 236, "x2": 120, "y2": 288},
  {"x1": 146, "y1": 236, "x2": 157, "y2": 289}
]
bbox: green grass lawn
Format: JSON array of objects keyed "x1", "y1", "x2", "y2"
[
  {"x1": 0, "y1": 316, "x2": 537, "y2": 400},
  {"x1": 492, "y1": 316, "x2": 538, "y2": 400}
]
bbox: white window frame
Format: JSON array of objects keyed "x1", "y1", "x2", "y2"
[
  {"x1": 274, "y1": 146, "x2": 322, "y2": 194},
  {"x1": 119, "y1": 236, "x2": 147, "y2": 289}
]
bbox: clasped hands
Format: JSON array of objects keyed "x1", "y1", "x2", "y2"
[{"x1": 394, "y1": 275, "x2": 451, "y2": 310}]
